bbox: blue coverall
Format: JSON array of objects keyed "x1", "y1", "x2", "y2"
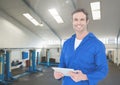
[{"x1": 59, "y1": 32, "x2": 108, "y2": 85}]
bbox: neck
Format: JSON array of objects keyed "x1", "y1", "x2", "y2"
[{"x1": 76, "y1": 31, "x2": 88, "y2": 40}]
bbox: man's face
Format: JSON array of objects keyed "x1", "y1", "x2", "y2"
[{"x1": 72, "y1": 12, "x2": 89, "y2": 33}]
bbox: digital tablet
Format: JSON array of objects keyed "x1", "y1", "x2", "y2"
[{"x1": 52, "y1": 67, "x2": 74, "y2": 76}]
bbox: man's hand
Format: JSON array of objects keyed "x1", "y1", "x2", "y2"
[
  {"x1": 54, "y1": 71, "x2": 64, "y2": 79},
  {"x1": 69, "y1": 70, "x2": 88, "y2": 82}
]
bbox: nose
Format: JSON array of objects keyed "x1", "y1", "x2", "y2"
[{"x1": 77, "y1": 20, "x2": 81, "y2": 24}]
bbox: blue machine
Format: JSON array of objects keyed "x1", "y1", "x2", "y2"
[
  {"x1": 39, "y1": 49, "x2": 50, "y2": 67},
  {"x1": 29, "y1": 50, "x2": 42, "y2": 72},
  {"x1": 5, "y1": 51, "x2": 13, "y2": 81},
  {"x1": 47, "y1": 49, "x2": 50, "y2": 66},
  {"x1": 0, "y1": 50, "x2": 5, "y2": 83},
  {"x1": 47, "y1": 50, "x2": 59, "y2": 67},
  {"x1": 0, "y1": 49, "x2": 42, "y2": 84},
  {"x1": 39, "y1": 49, "x2": 59, "y2": 67},
  {"x1": 29, "y1": 50, "x2": 36, "y2": 72},
  {"x1": 11, "y1": 50, "x2": 41, "y2": 79},
  {"x1": 0, "y1": 50, "x2": 11, "y2": 84},
  {"x1": 37, "y1": 52, "x2": 41, "y2": 65},
  {"x1": 6, "y1": 51, "x2": 29, "y2": 80}
]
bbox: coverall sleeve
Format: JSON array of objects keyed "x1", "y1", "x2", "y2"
[
  {"x1": 58, "y1": 43, "x2": 66, "y2": 68},
  {"x1": 87, "y1": 44, "x2": 108, "y2": 85}
]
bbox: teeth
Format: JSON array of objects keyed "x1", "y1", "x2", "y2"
[{"x1": 77, "y1": 25, "x2": 81, "y2": 28}]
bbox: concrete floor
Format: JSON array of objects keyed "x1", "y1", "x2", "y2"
[
  {"x1": 1, "y1": 62, "x2": 120, "y2": 85},
  {"x1": 11, "y1": 66, "x2": 61, "y2": 85},
  {"x1": 98, "y1": 62, "x2": 120, "y2": 85}
]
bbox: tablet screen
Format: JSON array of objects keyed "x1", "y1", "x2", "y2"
[{"x1": 52, "y1": 67, "x2": 74, "y2": 76}]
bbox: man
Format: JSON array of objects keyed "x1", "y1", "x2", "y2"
[{"x1": 54, "y1": 9, "x2": 108, "y2": 85}]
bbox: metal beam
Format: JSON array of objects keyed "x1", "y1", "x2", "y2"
[
  {"x1": 116, "y1": 28, "x2": 120, "y2": 65},
  {"x1": 22, "y1": 0, "x2": 62, "y2": 41},
  {"x1": 117, "y1": 28, "x2": 120, "y2": 38},
  {"x1": 71, "y1": 0, "x2": 77, "y2": 10}
]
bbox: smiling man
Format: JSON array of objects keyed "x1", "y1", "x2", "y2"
[{"x1": 54, "y1": 8, "x2": 108, "y2": 85}]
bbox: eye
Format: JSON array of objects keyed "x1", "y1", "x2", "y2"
[{"x1": 74, "y1": 18, "x2": 78, "y2": 21}]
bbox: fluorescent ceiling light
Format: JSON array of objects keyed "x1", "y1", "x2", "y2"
[
  {"x1": 40, "y1": 22, "x2": 44, "y2": 27},
  {"x1": 90, "y1": 1, "x2": 101, "y2": 20},
  {"x1": 48, "y1": 8, "x2": 64, "y2": 23},
  {"x1": 23, "y1": 13, "x2": 42, "y2": 26}
]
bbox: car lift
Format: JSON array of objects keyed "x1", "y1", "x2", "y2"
[{"x1": 0, "y1": 49, "x2": 42, "y2": 85}]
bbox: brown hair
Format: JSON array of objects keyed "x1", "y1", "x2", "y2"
[{"x1": 72, "y1": 9, "x2": 89, "y2": 21}]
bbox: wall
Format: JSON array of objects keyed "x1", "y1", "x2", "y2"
[
  {"x1": 0, "y1": 10, "x2": 43, "y2": 48},
  {"x1": 118, "y1": 49, "x2": 120, "y2": 65},
  {"x1": 10, "y1": 49, "x2": 41, "y2": 70},
  {"x1": 105, "y1": 44, "x2": 116, "y2": 63},
  {"x1": 10, "y1": 49, "x2": 29, "y2": 70},
  {"x1": 49, "y1": 48, "x2": 61, "y2": 62},
  {"x1": 105, "y1": 43, "x2": 120, "y2": 65},
  {"x1": 41, "y1": 48, "x2": 61, "y2": 63}
]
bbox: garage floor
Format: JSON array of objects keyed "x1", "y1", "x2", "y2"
[
  {"x1": 98, "y1": 62, "x2": 120, "y2": 85},
  {"x1": 10, "y1": 66, "x2": 61, "y2": 85},
  {"x1": 1, "y1": 62, "x2": 120, "y2": 85}
]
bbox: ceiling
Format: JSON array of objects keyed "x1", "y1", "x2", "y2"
[{"x1": 0, "y1": 0, "x2": 120, "y2": 43}]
